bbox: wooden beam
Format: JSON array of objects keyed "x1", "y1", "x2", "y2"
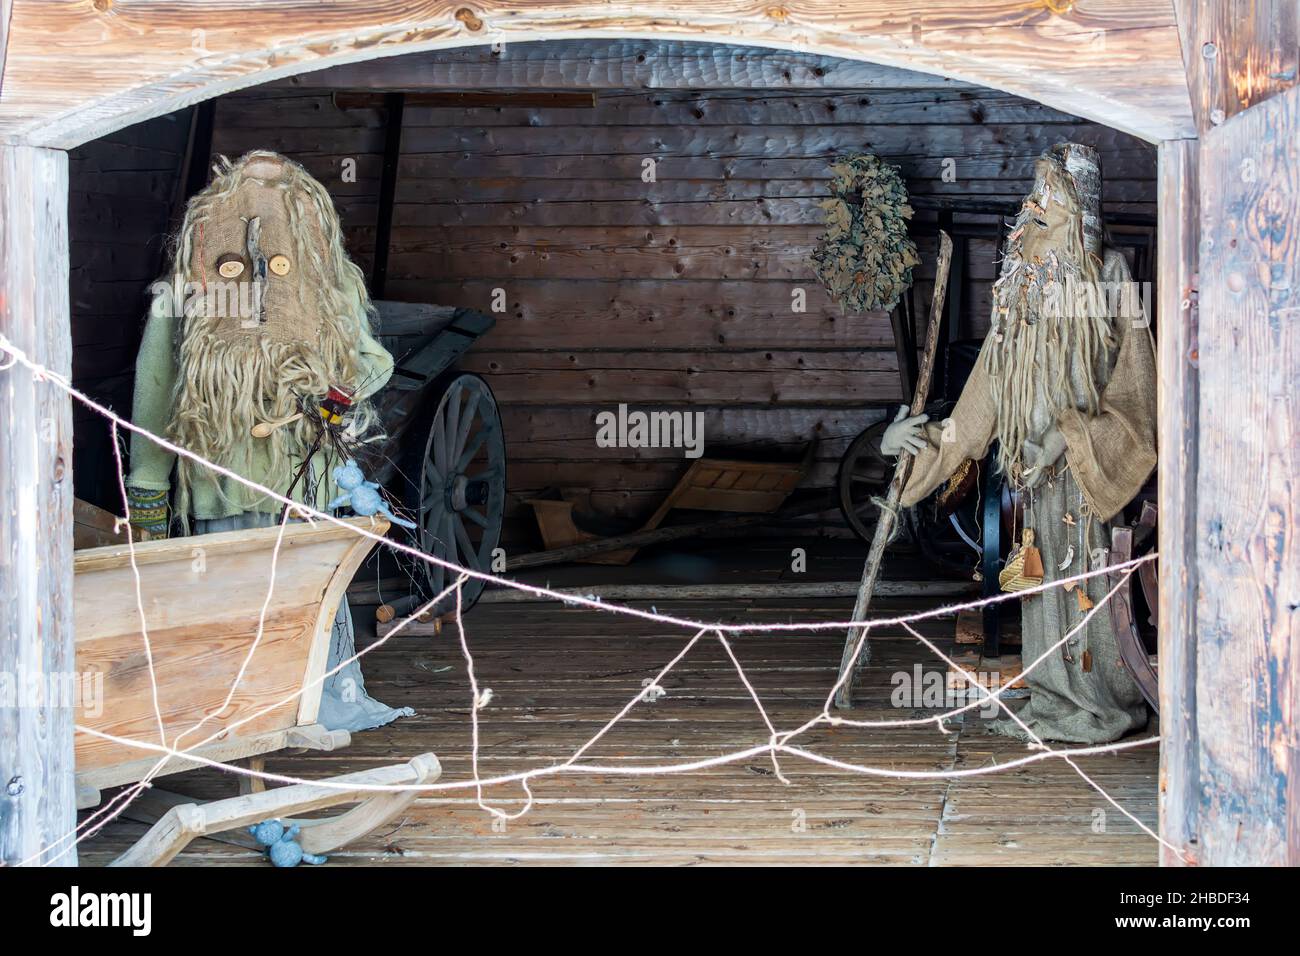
[
  {"x1": 369, "y1": 91, "x2": 404, "y2": 299},
  {"x1": 1156, "y1": 137, "x2": 1200, "y2": 866},
  {"x1": 0, "y1": 5, "x2": 1194, "y2": 149},
  {"x1": 291, "y1": 40, "x2": 974, "y2": 92},
  {"x1": 476, "y1": 579, "x2": 975, "y2": 604},
  {"x1": 1176, "y1": 0, "x2": 1299, "y2": 133},
  {"x1": 0, "y1": 145, "x2": 75, "y2": 866},
  {"x1": 0, "y1": 0, "x2": 12, "y2": 97},
  {"x1": 180, "y1": 98, "x2": 217, "y2": 202},
  {"x1": 335, "y1": 90, "x2": 598, "y2": 109},
  {"x1": 1194, "y1": 85, "x2": 1299, "y2": 866}
]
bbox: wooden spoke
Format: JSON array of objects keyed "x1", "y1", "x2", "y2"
[
  {"x1": 428, "y1": 513, "x2": 447, "y2": 596},
  {"x1": 837, "y1": 420, "x2": 892, "y2": 544},
  {"x1": 454, "y1": 391, "x2": 480, "y2": 462},
  {"x1": 457, "y1": 427, "x2": 489, "y2": 473},
  {"x1": 475, "y1": 528, "x2": 497, "y2": 571},
  {"x1": 422, "y1": 469, "x2": 441, "y2": 503},
  {"x1": 453, "y1": 515, "x2": 480, "y2": 570},
  {"x1": 441, "y1": 510, "x2": 460, "y2": 584},
  {"x1": 444, "y1": 383, "x2": 461, "y2": 471},
  {"x1": 421, "y1": 460, "x2": 443, "y2": 513},
  {"x1": 432, "y1": 421, "x2": 447, "y2": 478}
]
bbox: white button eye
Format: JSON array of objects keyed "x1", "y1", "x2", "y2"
[
  {"x1": 217, "y1": 255, "x2": 245, "y2": 279},
  {"x1": 268, "y1": 255, "x2": 291, "y2": 276}
]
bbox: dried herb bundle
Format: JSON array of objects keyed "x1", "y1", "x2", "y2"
[{"x1": 813, "y1": 153, "x2": 919, "y2": 313}]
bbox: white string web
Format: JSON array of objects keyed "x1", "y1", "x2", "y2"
[{"x1": 0, "y1": 334, "x2": 1183, "y2": 866}]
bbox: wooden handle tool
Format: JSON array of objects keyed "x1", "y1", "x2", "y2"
[{"x1": 251, "y1": 411, "x2": 304, "y2": 438}]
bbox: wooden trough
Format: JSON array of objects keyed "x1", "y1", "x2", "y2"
[{"x1": 72, "y1": 516, "x2": 441, "y2": 866}]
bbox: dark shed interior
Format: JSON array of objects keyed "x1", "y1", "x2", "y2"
[{"x1": 66, "y1": 39, "x2": 1161, "y2": 865}]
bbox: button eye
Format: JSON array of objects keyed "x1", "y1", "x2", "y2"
[
  {"x1": 268, "y1": 254, "x2": 291, "y2": 276},
  {"x1": 217, "y1": 254, "x2": 245, "y2": 279}
]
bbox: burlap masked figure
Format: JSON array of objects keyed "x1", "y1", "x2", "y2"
[
  {"x1": 126, "y1": 151, "x2": 411, "y2": 733},
  {"x1": 127, "y1": 150, "x2": 392, "y2": 529},
  {"x1": 885, "y1": 144, "x2": 1156, "y2": 743}
]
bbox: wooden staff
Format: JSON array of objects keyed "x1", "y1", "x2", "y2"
[{"x1": 833, "y1": 230, "x2": 954, "y2": 710}]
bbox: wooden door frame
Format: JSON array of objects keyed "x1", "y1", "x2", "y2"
[
  {"x1": 0, "y1": 2, "x2": 1195, "y2": 149},
  {"x1": 1155, "y1": 138, "x2": 1199, "y2": 866}
]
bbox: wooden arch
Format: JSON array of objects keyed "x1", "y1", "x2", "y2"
[
  {"x1": 0, "y1": 0, "x2": 1194, "y2": 149},
  {"x1": 30, "y1": 0, "x2": 1296, "y2": 870}
]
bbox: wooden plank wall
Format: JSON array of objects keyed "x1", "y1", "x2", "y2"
[
  {"x1": 67, "y1": 109, "x2": 192, "y2": 509},
  {"x1": 67, "y1": 44, "x2": 1157, "y2": 543}
]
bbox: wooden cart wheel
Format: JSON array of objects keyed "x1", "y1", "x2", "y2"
[
  {"x1": 404, "y1": 372, "x2": 506, "y2": 616},
  {"x1": 836, "y1": 420, "x2": 893, "y2": 543}
]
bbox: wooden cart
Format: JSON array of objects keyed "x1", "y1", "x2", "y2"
[
  {"x1": 70, "y1": 301, "x2": 503, "y2": 865},
  {"x1": 73, "y1": 516, "x2": 441, "y2": 866}
]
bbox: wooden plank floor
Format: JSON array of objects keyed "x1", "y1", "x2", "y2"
[{"x1": 77, "y1": 542, "x2": 1159, "y2": 866}]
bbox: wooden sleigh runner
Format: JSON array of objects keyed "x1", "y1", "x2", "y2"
[{"x1": 73, "y1": 511, "x2": 440, "y2": 866}]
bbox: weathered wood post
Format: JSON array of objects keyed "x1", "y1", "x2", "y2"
[
  {"x1": 1168, "y1": 0, "x2": 1299, "y2": 866},
  {"x1": 0, "y1": 145, "x2": 77, "y2": 866},
  {"x1": 1155, "y1": 138, "x2": 1201, "y2": 866},
  {"x1": 1189, "y1": 86, "x2": 1299, "y2": 866}
]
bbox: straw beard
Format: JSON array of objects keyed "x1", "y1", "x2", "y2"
[{"x1": 168, "y1": 326, "x2": 365, "y2": 518}]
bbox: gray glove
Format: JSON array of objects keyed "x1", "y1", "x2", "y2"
[
  {"x1": 880, "y1": 404, "x2": 930, "y2": 458},
  {"x1": 1022, "y1": 426, "x2": 1068, "y2": 488}
]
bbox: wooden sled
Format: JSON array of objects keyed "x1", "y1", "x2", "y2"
[
  {"x1": 72, "y1": 513, "x2": 438, "y2": 864},
  {"x1": 111, "y1": 752, "x2": 440, "y2": 867}
]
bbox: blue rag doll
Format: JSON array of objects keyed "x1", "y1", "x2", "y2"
[
  {"x1": 249, "y1": 819, "x2": 328, "y2": 867},
  {"x1": 327, "y1": 459, "x2": 416, "y2": 529}
]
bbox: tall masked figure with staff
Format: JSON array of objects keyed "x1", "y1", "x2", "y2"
[{"x1": 882, "y1": 144, "x2": 1157, "y2": 743}]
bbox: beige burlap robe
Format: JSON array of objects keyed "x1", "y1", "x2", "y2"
[{"x1": 901, "y1": 249, "x2": 1156, "y2": 743}]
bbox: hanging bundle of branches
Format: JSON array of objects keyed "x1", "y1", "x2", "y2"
[{"x1": 813, "y1": 153, "x2": 920, "y2": 313}]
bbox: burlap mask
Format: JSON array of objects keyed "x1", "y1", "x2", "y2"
[
  {"x1": 164, "y1": 151, "x2": 379, "y2": 517},
  {"x1": 194, "y1": 153, "x2": 330, "y2": 345}
]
